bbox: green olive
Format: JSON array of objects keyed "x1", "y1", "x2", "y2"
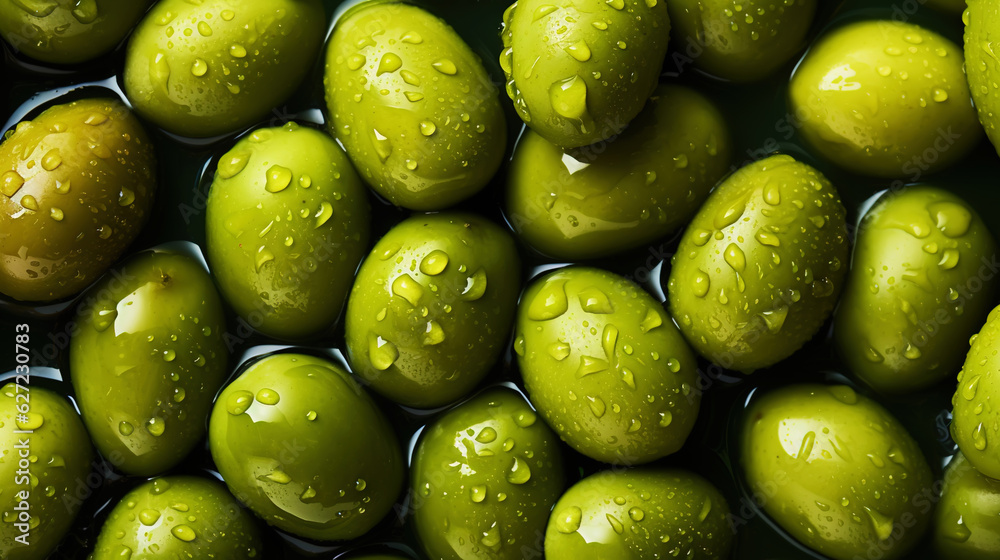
[
  {"x1": 506, "y1": 85, "x2": 731, "y2": 260},
  {"x1": 69, "y1": 249, "x2": 228, "y2": 476},
  {"x1": 790, "y1": 20, "x2": 981, "y2": 178},
  {"x1": 325, "y1": 2, "x2": 506, "y2": 210},
  {"x1": 0, "y1": 0, "x2": 151, "y2": 64},
  {"x1": 90, "y1": 476, "x2": 261, "y2": 559},
  {"x1": 933, "y1": 452, "x2": 1000, "y2": 559},
  {"x1": 123, "y1": 0, "x2": 325, "y2": 138},
  {"x1": 544, "y1": 469, "x2": 734, "y2": 559},
  {"x1": 206, "y1": 122, "x2": 370, "y2": 340},
  {"x1": 412, "y1": 388, "x2": 565, "y2": 559},
  {"x1": 500, "y1": 0, "x2": 671, "y2": 148},
  {"x1": 666, "y1": 0, "x2": 817, "y2": 82},
  {"x1": 345, "y1": 213, "x2": 521, "y2": 408},
  {"x1": 0, "y1": 383, "x2": 93, "y2": 560},
  {"x1": 667, "y1": 154, "x2": 848, "y2": 372},
  {"x1": 966, "y1": 0, "x2": 1000, "y2": 156},
  {"x1": 0, "y1": 98, "x2": 156, "y2": 302},
  {"x1": 208, "y1": 352, "x2": 404, "y2": 541},
  {"x1": 952, "y1": 304, "x2": 1000, "y2": 479},
  {"x1": 741, "y1": 384, "x2": 934, "y2": 560},
  {"x1": 835, "y1": 186, "x2": 998, "y2": 394},
  {"x1": 515, "y1": 267, "x2": 700, "y2": 465}
]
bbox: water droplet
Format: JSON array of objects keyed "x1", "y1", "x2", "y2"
[
  {"x1": 139, "y1": 509, "x2": 161, "y2": 526},
  {"x1": 587, "y1": 395, "x2": 606, "y2": 418},
  {"x1": 933, "y1": 88, "x2": 949, "y2": 102},
  {"x1": 556, "y1": 506, "x2": 582, "y2": 533},
  {"x1": 513, "y1": 410, "x2": 536, "y2": 428},
  {"x1": 419, "y1": 250, "x2": 449, "y2": 275},
  {"x1": 419, "y1": 120, "x2": 437, "y2": 136},
  {"x1": 118, "y1": 421, "x2": 134, "y2": 436},
  {"x1": 547, "y1": 341, "x2": 571, "y2": 361},
  {"x1": 255, "y1": 388, "x2": 280, "y2": 405},
  {"x1": 49, "y1": 207, "x2": 64, "y2": 221},
  {"x1": 432, "y1": 59, "x2": 457, "y2": 75},
  {"x1": 392, "y1": 274, "x2": 424, "y2": 306},
  {"x1": 549, "y1": 75, "x2": 589, "y2": 121},
  {"x1": 929, "y1": 201, "x2": 972, "y2": 238},
  {"x1": 41, "y1": 149, "x2": 62, "y2": 171},
  {"x1": 863, "y1": 507, "x2": 895, "y2": 541},
  {"x1": 760, "y1": 306, "x2": 789, "y2": 334},
  {"x1": 423, "y1": 320, "x2": 446, "y2": 346},
  {"x1": 20, "y1": 195, "x2": 38, "y2": 211},
  {"x1": 606, "y1": 513, "x2": 624, "y2": 534},
  {"x1": 145, "y1": 417, "x2": 165, "y2": 437},
  {"x1": 972, "y1": 422, "x2": 988, "y2": 451},
  {"x1": 173, "y1": 387, "x2": 186, "y2": 403},
  {"x1": 565, "y1": 40, "x2": 592, "y2": 61},
  {"x1": 190, "y1": 58, "x2": 208, "y2": 76},
  {"x1": 470, "y1": 485, "x2": 487, "y2": 503},
  {"x1": 692, "y1": 270, "x2": 710, "y2": 298},
  {"x1": 629, "y1": 507, "x2": 645, "y2": 521},
  {"x1": 578, "y1": 287, "x2": 613, "y2": 314},
  {"x1": 724, "y1": 243, "x2": 746, "y2": 272},
  {"x1": 659, "y1": 411, "x2": 673, "y2": 427},
  {"x1": 265, "y1": 165, "x2": 292, "y2": 193},
  {"x1": 528, "y1": 280, "x2": 568, "y2": 320},
  {"x1": 1, "y1": 171, "x2": 25, "y2": 196},
  {"x1": 227, "y1": 390, "x2": 254, "y2": 415},
  {"x1": 963, "y1": 375, "x2": 981, "y2": 400},
  {"x1": 230, "y1": 44, "x2": 247, "y2": 58},
  {"x1": 370, "y1": 335, "x2": 399, "y2": 370},
  {"x1": 461, "y1": 269, "x2": 488, "y2": 301}
]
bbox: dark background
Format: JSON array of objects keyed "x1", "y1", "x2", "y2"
[{"x1": 0, "y1": 0, "x2": 989, "y2": 558}]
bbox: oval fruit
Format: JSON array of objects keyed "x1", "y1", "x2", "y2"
[
  {"x1": 0, "y1": 0, "x2": 151, "y2": 64},
  {"x1": 69, "y1": 249, "x2": 228, "y2": 476},
  {"x1": 207, "y1": 122, "x2": 370, "y2": 340},
  {"x1": 500, "y1": 0, "x2": 671, "y2": 148},
  {"x1": 966, "y1": 0, "x2": 1000, "y2": 156},
  {"x1": 835, "y1": 186, "x2": 998, "y2": 393},
  {"x1": 124, "y1": 0, "x2": 325, "y2": 137},
  {"x1": 952, "y1": 304, "x2": 1000, "y2": 479},
  {"x1": 741, "y1": 384, "x2": 934, "y2": 560},
  {"x1": 506, "y1": 85, "x2": 731, "y2": 260},
  {"x1": 516, "y1": 267, "x2": 700, "y2": 464},
  {"x1": 90, "y1": 476, "x2": 261, "y2": 560},
  {"x1": 412, "y1": 388, "x2": 565, "y2": 559},
  {"x1": 0, "y1": 98, "x2": 156, "y2": 302},
  {"x1": 325, "y1": 2, "x2": 506, "y2": 210},
  {"x1": 544, "y1": 469, "x2": 733, "y2": 559},
  {"x1": 933, "y1": 452, "x2": 1000, "y2": 559},
  {"x1": 790, "y1": 20, "x2": 981, "y2": 177},
  {"x1": 345, "y1": 213, "x2": 521, "y2": 408},
  {"x1": 0, "y1": 383, "x2": 93, "y2": 560},
  {"x1": 667, "y1": 154, "x2": 848, "y2": 372},
  {"x1": 209, "y1": 352, "x2": 404, "y2": 541},
  {"x1": 667, "y1": 0, "x2": 817, "y2": 82}
]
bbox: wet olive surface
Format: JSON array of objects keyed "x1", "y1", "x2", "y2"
[{"x1": 0, "y1": 0, "x2": 995, "y2": 558}]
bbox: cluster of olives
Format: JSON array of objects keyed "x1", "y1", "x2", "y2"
[{"x1": 1, "y1": 0, "x2": 1000, "y2": 559}]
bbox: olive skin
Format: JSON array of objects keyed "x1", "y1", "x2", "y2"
[
  {"x1": 544, "y1": 469, "x2": 733, "y2": 559},
  {"x1": 741, "y1": 384, "x2": 934, "y2": 560},
  {"x1": 790, "y1": 20, "x2": 981, "y2": 178},
  {"x1": 506, "y1": 85, "x2": 731, "y2": 260},
  {"x1": 500, "y1": 0, "x2": 671, "y2": 149},
  {"x1": 516, "y1": 267, "x2": 700, "y2": 465},
  {"x1": 0, "y1": 98, "x2": 155, "y2": 302},
  {"x1": 934, "y1": 452, "x2": 1000, "y2": 558},
  {"x1": 69, "y1": 249, "x2": 227, "y2": 476},
  {"x1": 124, "y1": 0, "x2": 325, "y2": 138},
  {"x1": 209, "y1": 353, "x2": 404, "y2": 541},
  {"x1": 412, "y1": 388, "x2": 565, "y2": 560},
  {"x1": 966, "y1": 0, "x2": 1000, "y2": 156},
  {"x1": 206, "y1": 123, "x2": 370, "y2": 340},
  {"x1": 667, "y1": 154, "x2": 848, "y2": 372},
  {"x1": 666, "y1": 0, "x2": 817, "y2": 82},
  {"x1": 0, "y1": 0, "x2": 151, "y2": 64},
  {"x1": 952, "y1": 304, "x2": 1000, "y2": 479},
  {"x1": 90, "y1": 476, "x2": 262, "y2": 560},
  {"x1": 345, "y1": 214, "x2": 521, "y2": 408},
  {"x1": 0, "y1": 383, "x2": 93, "y2": 560},
  {"x1": 835, "y1": 187, "x2": 998, "y2": 394},
  {"x1": 325, "y1": 2, "x2": 506, "y2": 211}
]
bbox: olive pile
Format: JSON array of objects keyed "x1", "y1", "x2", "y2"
[{"x1": 1, "y1": 1, "x2": 999, "y2": 559}]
